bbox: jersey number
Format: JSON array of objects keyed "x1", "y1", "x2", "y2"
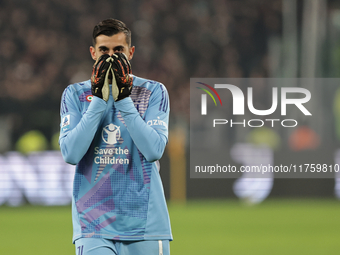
[{"x1": 77, "y1": 245, "x2": 84, "y2": 255}]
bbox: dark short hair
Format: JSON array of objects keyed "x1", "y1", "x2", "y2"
[{"x1": 92, "y1": 18, "x2": 131, "y2": 46}]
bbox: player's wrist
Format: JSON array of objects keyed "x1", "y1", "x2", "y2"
[
  {"x1": 92, "y1": 94, "x2": 108, "y2": 101},
  {"x1": 114, "y1": 96, "x2": 134, "y2": 110},
  {"x1": 85, "y1": 94, "x2": 107, "y2": 115}
]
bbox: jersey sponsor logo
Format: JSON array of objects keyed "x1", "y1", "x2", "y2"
[
  {"x1": 102, "y1": 123, "x2": 121, "y2": 145},
  {"x1": 147, "y1": 117, "x2": 167, "y2": 128},
  {"x1": 62, "y1": 115, "x2": 70, "y2": 131},
  {"x1": 94, "y1": 124, "x2": 130, "y2": 168},
  {"x1": 93, "y1": 146, "x2": 130, "y2": 166},
  {"x1": 86, "y1": 95, "x2": 93, "y2": 102},
  {"x1": 94, "y1": 156, "x2": 129, "y2": 165}
]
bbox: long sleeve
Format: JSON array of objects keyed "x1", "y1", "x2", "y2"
[
  {"x1": 59, "y1": 86, "x2": 107, "y2": 165},
  {"x1": 65, "y1": 78, "x2": 172, "y2": 242},
  {"x1": 114, "y1": 83, "x2": 170, "y2": 162}
]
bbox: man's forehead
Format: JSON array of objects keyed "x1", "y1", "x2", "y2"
[{"x1": 96, "y1": 33, "x2": 128, "y2": 47}]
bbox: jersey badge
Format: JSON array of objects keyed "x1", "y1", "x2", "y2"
[
  {"x1": 62, "y1": 115, "x2": 70, "y2": 131},
  {"x1": 102, "y1": 123, "x2": 121, "y2": 145},
  {"x1": 86, "y1": 95, "x2": 93, "y2": 102}
]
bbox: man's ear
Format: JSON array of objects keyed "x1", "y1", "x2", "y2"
[
  {"x1": 128, "y1": 46, "x2": 135, "y2": 61},
  {"x1": 90, "y1": 46, "x2": 97, "y2": 61}
]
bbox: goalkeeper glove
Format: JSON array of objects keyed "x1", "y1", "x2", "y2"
[
  {"x1": 110, "y1": 52, "x2": 133, "y2": 101},
  {"x1": 91, "y1": 54, "x2": 114, "y2": 102}
]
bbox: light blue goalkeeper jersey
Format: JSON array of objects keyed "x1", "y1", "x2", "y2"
[{"x1": 59, "y1": 75, "x2": 172, "y2": 243}]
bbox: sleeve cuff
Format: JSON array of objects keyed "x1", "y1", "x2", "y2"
[
  {"x1": 114, "y1": 97, "x2": 135, "y2": 113},
  {"x1": 87, "y1": 96, "x2": 107, "y2": 113}
]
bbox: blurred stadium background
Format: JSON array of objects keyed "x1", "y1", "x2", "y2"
[{"x1": 1, "y1": 0, "x2": 340, "y2": 254}]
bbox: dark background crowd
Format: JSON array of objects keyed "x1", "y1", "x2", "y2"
[{"x1": 0, "y1": 0, "x2": 284, "y2": 150}]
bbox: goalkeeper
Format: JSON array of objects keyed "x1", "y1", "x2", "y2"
[{"x1": 59, "y1": 18, "x2": 172, "y2": 255}]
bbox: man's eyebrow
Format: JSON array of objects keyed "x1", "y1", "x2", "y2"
[
  {"x1": 113, "y1": 45, "x2": 124, "y2": 50},
  {"x1": 98, "y1": 46, "x2": 109, "y2": 50}
]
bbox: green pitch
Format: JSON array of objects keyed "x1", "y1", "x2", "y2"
[{"x1": 0, "y1": 199, "x2": 339, "y2": 255}]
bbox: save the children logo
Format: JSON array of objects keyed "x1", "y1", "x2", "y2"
[{"x1": 102, "y1": 123, "x2": 121, "y2": 145}]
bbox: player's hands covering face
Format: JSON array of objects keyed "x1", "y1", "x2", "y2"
[
  {"x1": 91, "y1": 54, "x2": 113, "y2": 102},
  {"x1": 111, "y1": 52, "x2": 133, "y2": 101}
]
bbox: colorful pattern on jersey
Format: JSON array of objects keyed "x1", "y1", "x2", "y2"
[
  {"x1": 79, "y1": 90, "x2": 92, "y2": 102},
  {"x1": 59, "y1": 76, "x2": 172, "y2": 243}
]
